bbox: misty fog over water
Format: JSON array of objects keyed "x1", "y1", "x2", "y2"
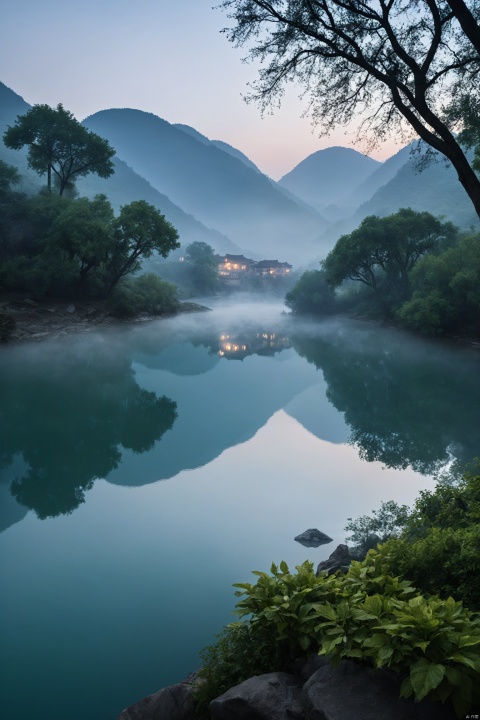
[{"x1": 1, "y1": 299, "x2": 479, "y2": 720}]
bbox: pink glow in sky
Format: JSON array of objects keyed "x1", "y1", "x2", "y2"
[{"x1": 0, "y1": 0, "x2": 402, "y2": 179}]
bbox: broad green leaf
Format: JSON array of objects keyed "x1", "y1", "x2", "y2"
[
  {"x1": 448, "y1": 652, "x2": 480, "y2": 671},
  {"x1": 299, "y1": 634, "x2": 311, "y2": 651},
  {"x1": 458, "y1": 635, "x2": 480, "y2": 648},
  {"x1": 444, "y1": 666, "x2": 463, "y2": 687},
  {"x1": 363, "y1": 633, "x2": 388, "y2": 649},
  {"x1": 363, "y1": 595, "x2": 383, "y2": 617},
  {"x1": 279, "y1": 560, "x2": 289, "y2": 574},
  {"x1": 413, "y1": 640, "x2": 429, "y2": 652},
  {"x1": 314, "y1": 603, "x2": 337, "y2": 621},
  {"x1": 410, "y1": 659, "x2": 445, "y2": 701}
]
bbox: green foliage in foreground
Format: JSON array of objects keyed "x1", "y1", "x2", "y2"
[
  {"x1": 194, "y1": 623, "x2": 285, "y2": 719},
  {"x1": 380, "y1": 468, "x2": 480, "y2": 612},
  {"x1": 346, "y1": 467, "x2": 480, "y2": 611},
  {"x1": 109, "y1": 274, "x2": 179, "y2": 318},
  {"x1": 216, "y1": 555, "x2": 480, "y2": 717}
]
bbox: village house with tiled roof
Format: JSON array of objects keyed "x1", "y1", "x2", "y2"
[{"x1": 216, "y1": 254, "x2": 292, "y2": 285}]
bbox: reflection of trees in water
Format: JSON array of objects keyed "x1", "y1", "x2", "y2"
[
  {"x1": 293, "y1": 333, "x2": 480, "y2": 474},
  {"x1": 0, "y1": 344, "x2": 177, "y2": 519}
]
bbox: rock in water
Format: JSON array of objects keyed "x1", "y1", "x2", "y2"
[
  {"x1": 294, "y1": 528, "x2": 333, "y2": 547},
  {"x1": 316, "y1": 544, "x2": 351, "y2": 574}
]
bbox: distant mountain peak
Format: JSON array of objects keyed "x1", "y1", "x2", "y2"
[{"x1": 279, "y1": 146, "x2": 381, "y2": 211}]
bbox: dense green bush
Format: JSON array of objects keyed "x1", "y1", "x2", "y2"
[
  {"x1": 397, "y1": 234, "x2": 480, "y2": 336},
  {"x1": 194, "y1": 623, "x2": 285, "y2": 719},
  {"x1": 109, "y1": 273, "x2": 179, "y2": 317},
  {"x1": 226, "y1": 555, "x2": 480, "y2": 717},
  {"x1": 381, "y1": 527, "x2": 480, "y2": 612},
  {"x1": 345, "y1": 500, "x2": 410, "y2": 558},
  {"x1": 374, "y1": 468, "x2": 480, "y2": 610},
  {"x1": 285, "y1": 269, "x2": 335, "y2": 314},
  {"x1": 345, "y1": 468, "x2": 480, "y2": 611}
]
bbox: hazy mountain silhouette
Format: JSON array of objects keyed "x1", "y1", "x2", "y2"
[
  {"x1": 344, "y1": 144, "x2": 411, "y2": 207},
  {"x1": 279, "y1": 147, "x2": 381, "y2": 213},
  {"x1": 320, "y1": 148, "x2": 480, "y2": 251},
  {"x1": 76, "y1": 158, "x2": 241, "y2": 255},
  {"x1": 83, "y1": 108, "x2": 328, "y2": 262},
  {"x1": 0, "y1": 82, "x2": 240, "y2": 255},
  {"x1": 175, "y1": 124, "x2": 263, "y2": 174},
  {"x1": 355, "y1": 152, "x2": 479, "y2": 228},
  {"x1": 0, "y1": 82, "x2": 41, "y2": 194}
]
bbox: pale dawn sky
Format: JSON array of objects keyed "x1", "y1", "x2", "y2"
[{"x1": 0, "y1": 0, "x2": 401, "y2": 178}]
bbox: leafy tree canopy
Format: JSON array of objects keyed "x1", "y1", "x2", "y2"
[
  {"x1": 397, "y1": 231, "x2": 480, "y2": 335},
  {"x1": 285, "y1": 269, "x2": 335, "y2": 314},
  {"x1": 322, "y1": 209, "x2": 457, "y2": 304},
  {"x1": 184, "y1": 241, "x2": 219, "y2": 294},
  {"x1": 3, "y1": 103, "x2": 115, "y2": 195},
  {"x1": 0, "y1": 160, "x2": 20, "y2": 194},
  {"x1": 106, "y1": 200, "x2": 180, "y2": 293},
  {"x1": 220, "y1": 0, "x2": 480, "y2": 217}
]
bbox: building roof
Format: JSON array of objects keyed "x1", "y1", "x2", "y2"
[
  {"x1": 221, "y1": 254, "x2": 255, "y2": 264},
  {"x1": 253, "y1": 260, "x2": 292, "y2": 269}
]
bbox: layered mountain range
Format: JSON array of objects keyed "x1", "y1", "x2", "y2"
[{"x1": 1, "y1": 80, "x2": 478, "y2": 266}]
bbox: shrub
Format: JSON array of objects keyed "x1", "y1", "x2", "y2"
[
  {"x1": 345, "y1": 467, "x2": 480, "y2": 610},
  {"x1": 285, "y1": 270, "x2": 335, "y2": 314},
  {"x1": 109, "y1": 273, "x2": 179, "y2": 317},
  {"x1": 194, "y1": 623, "x2": 285, "y2": 719},
  {"x1": 228, "y1": 555, "x2": 480, "y2": 717},
  {"x1": 345, "y1": 500, "x2": 410, "y2": 558}
]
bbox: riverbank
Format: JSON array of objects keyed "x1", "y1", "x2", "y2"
[{"x1": 0, "y1": 294, "x2": 210, "y2": 344}]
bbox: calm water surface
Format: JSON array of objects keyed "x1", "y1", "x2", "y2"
[{"x1": 1, "y1": 299, "x2": 479, "y2": 720}]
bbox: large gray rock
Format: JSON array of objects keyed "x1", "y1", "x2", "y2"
[
  {"x1": 303, "y1": 660, "x2": 453, "y2": 720},
  {"x1": 116, "y1": 673, "x2": 199, "y2": 720},
  {"x1": 294, "y1": 529, "x2": 333, "y2": 547},
  {"x1": 209, "y1": 672, "x2": 305, "y2": 720},
  {"x1": 316, "y1": 544, "x2": 351, "y2": 575}
]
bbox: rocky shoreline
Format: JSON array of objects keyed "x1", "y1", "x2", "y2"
[
  {"x1": 114, "y1": 545, "x2": 460, "y2": 720},
  {"x1": 116, "y1": 657, "x2": 453, "y2": 720},
  {"x1": 0, "y1": 295, "x2": 209, "y2": 344}
]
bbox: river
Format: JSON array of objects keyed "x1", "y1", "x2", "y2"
[{"x1": 1, "y1": 298, "x2": 479, "y2": 720}]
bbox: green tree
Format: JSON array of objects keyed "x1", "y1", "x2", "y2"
[
  {"x1": 322, "y1": 209, "x2": 456, "y2": 309},
  {"x1": 397, "y1": 232, "x2": 480, "y2": 335},
  {"x1": 185, "y1": 241, "x2": 219, "y2": 294},
  {"x1": 3, "y1": 103, "x2": 115, "y2": 195},
  {"x1": 220, "y1": 0, "x2": 480, "y2": 218},
  {"x1": 0, "y1": 160, "x2": 20, "y2": 195},
  {"x1": 45, "y1": 194, "x2": 115, "y2": 289},
  {"x1": 106, "y1": 200, "x2": 180, "y2": 293},
  {"x1": 285, "y1": 269, "x2": 335, "y2": 314}
]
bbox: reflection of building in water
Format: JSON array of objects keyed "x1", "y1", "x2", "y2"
[
  {"x1": 218, "y1": 331, "x2": 290, "y2": 359},
  {"x1": 216, "y1": 254, "x2": 292, "y2": 286}
]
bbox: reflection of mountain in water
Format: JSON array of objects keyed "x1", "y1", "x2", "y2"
[
  {"x1": 109, "y1": 331, "x2": 318, "y2": 487},
  {"x1": 292, "y1": 325, "x2": 480, "y2": 474},
  {"x1": 0, "y1": 339, "x2": 177, "y2": 521},
  {"x1": 2, "y1": 311, "x2": 479, "y2": 523}
]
